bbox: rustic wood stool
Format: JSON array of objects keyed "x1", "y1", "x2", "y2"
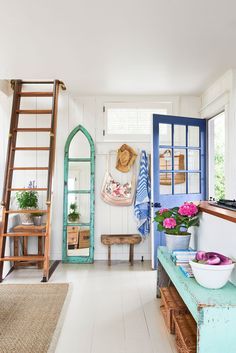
[
  {"x1": 12, "y1": 224, "x2": 46, "y2": 269},
  {"x1": 101, "y1": 234, "x2": 142, "y2": 265}
]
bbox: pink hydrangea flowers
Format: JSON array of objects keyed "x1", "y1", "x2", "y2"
[
  {"x1": 163, "y1": 217, "x2": 176, "y2": 229},
  {"x1": 178, "y1": 202, "x2": 198, "y2": 217},
  {"x1": 159, "y1": 208, "x2": 169, "y2": 215}
]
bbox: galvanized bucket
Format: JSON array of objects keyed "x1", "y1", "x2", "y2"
[{"x1": 165, "y1": 233, "x2": 191, "y2": 251}]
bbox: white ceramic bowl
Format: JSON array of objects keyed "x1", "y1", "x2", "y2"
[{"x1": 189, "y1": 260, "x2": 235, "y2": 289}]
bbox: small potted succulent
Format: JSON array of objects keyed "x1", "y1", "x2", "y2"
[
  {"x1": 16, "y1": 181, "x2": 39, "y2": 225},
  {"x1": 68, "y1": 202, "x2": 80, "y2": 223},
  {"x1": 31, "y1": 212, "x2": 44, "y2": 226},
  {"x1": 154, "y1": 202, "x2": 199, "y2": 251}
]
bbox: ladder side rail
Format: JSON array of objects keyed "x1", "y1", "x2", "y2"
[
  {"x1": 1, "y1": 80, "x2": 22, "y2": 209},
  {"x1": 46, "y1": 80, "x2": 60, "y2": 203}
]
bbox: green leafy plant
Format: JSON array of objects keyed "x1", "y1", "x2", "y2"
[
  {"x1": 68, "y1": 202, "x2": 80, "y2": 222},
  {"x1": 31, "y1": 212, "x2": 44, "y2": 217},
  {"x1": 16, "y1": 190, "x2": 38, "y2": 209}
]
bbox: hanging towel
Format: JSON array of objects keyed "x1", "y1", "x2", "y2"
[{"x1": 134, "y1": 151, "x2": 151, "y2": 236}]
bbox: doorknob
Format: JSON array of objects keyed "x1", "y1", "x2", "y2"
[{"x1": 151, "y1": 202, "x2": 162, "y2": 208}]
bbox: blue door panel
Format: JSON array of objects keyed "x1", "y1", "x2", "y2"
[{"x1": 152, "y1": 114, "x2": 206, "y2": 268}]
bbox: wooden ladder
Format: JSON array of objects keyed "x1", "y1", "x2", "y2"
[{"x1": 0, "y1": 79, "x2": 63, "y2": 282}]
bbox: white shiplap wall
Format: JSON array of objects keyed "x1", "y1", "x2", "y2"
[{"x1": 0, "y1": 88, "x2": 201, "y2": 261}]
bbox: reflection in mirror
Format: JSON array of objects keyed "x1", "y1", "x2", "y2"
[
  {"x1": 67, "y1": 194, "x2": 90, "y2": 224},
  {"x1": 68, "y1": 162, "x2": 90, "y2": 191},
  {"x1": 67, "y1": 226, "x2": 90, "y2": 257},
  {"x1": 174, "y1": 125, "x2": 186, "y2": 146},
  {"x1": 69, "y1": 131, "x2": 91, "y2": 158},
  {"x1": 159, "y1": 124, "x2": 172, "y2": 146}
]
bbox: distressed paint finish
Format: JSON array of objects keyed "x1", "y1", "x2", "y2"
[
  {"x1": 63, "y1": 125, "x2": 95, "y2": 263},
  {"x1": 157, "y1": 247, "x2": 236, "y2": 353}
]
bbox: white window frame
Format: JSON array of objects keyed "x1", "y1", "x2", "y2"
[
  {"x1": 102, "y1": 101, "x2": 173, "y2": 142},
  {"x1": 208, "y1": 111, "x2": 226, "y2": 200}
]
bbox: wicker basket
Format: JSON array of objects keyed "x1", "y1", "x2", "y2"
[
  {"x1": 174, "y1": 313, "x2": 197, "y2": 353},
  {"x1": 160, "y1": 287, "x2": 188, "y2": 334}
]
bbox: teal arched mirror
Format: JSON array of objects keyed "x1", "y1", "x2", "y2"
[{"x1": 63, "y1": 125, "x2": 95, "y2": 263}]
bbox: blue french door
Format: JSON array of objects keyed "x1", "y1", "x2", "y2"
[{"x1": 152, "y1": 114, "x2": 206, "y2": 268}]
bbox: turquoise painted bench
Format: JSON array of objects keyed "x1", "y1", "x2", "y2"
[{"x1": 157, "y1": 246, "x2": 236, "y2": 353}]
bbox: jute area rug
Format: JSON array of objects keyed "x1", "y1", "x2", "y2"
[{"x1": 0, "y1": 283, "x2": 69, "y2": 353}]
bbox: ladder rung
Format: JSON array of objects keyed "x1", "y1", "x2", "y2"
[
  {"x1": 14, "y1": 128, "x2": 51, "y2": 132},
  {"x1": 6, "y1": 210, "x2": 48, "y2": 214},
  {"x1": 22, "y1": 81, "x2": 54, "y2": 84},
  {"x1": 8, "y1": 188, "x2": 47, "y2": 191},
  {"x1": 1, "y1": 233, "x2": 46, "y2": 237},
  {"x1": 10, "y1": 167, "x2": 49, "y2": 171},
  {"x1": 18, "y1": 92, "x2": 53, "y2": 97},
  {"x1": 0, "y1": 256, "x2": 45, "y2": 262},
  {"x1": 13, "y1": 147, "x2": 50, "y2": 151},
  {"x1": 16, "y1": 110, "x2": 52, "y2": 114}
]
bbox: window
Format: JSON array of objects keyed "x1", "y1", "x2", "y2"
[
  {"x1": 208, "y1": 112, "x2": 225, "y2": 200},
  {"x1": 103, "y1": 102, "x2": 172, "y2": 141}
]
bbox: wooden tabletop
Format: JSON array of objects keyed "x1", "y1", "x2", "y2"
[
  {"x1": 12, "y1": 224, "x2": 46, "y2": 232},
  {"x1": 198, "y1": 201, "x2": 236, "y2": 223},
  {"x1": 101, "y1": 234, "x2": 142, "y2": 245}
]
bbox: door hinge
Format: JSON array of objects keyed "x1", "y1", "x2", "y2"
[
  {"x1": 103, "y1": 129, "x2": 105, "y2": 136},
  {"x1": 103, "y1": 106, "x2": 105, "y2": 113}
]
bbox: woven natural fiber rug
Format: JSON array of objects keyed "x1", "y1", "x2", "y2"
[{"x1": 0, "y1": 283, "x2": 69, "y2": 353}]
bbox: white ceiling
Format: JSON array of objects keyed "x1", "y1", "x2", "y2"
[{"x1": 0, "y1": 0, "x2": 236, "y2": 96}]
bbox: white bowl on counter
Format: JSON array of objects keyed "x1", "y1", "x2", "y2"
[{"x1": 189, "y1": 260, "x2": 235, "y2": 289}]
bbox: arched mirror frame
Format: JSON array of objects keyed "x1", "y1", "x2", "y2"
[{"x1": 62, "y1": 124, "x2": 95, "y2": 263}]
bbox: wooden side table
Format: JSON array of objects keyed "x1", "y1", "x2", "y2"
[
  {"x1": 101, "y1": 234, "x2": 142, "y2": 265},
  {"x1": 12, "y1": 224, "x2": 46, "y2": 269}
]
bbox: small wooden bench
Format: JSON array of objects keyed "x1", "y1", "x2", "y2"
[{"x1": 101, "y1": 234, "x2": 142, "y2": 265}]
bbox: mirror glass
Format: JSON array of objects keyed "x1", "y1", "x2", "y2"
[
  {"x1": 67, "y1": 226, "x2": 90, "y2": 257},
  {"x1": 67, "y1": 193, "x2": 90, "y2": 257},
  {"x1": 69, "y1": 131, "x2": 90, "y2": 158},
  {"x1": 68, "y1": 162, "x2": 91, "y2": 191}
]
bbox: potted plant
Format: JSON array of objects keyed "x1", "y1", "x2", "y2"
[
  {"x1": 68, "y1": 202, "x2": 80, "y2": 223},
  {"x1": 31, "y1": 212, "x2": 44, "y2": 226},
  {"x1": 16, "y1": 181, "x2": 38, "y2": 225},
  {"x1": 154, "y1": 202, "x2": 199, "y2": 251}
]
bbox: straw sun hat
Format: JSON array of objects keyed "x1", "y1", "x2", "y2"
[{"x1": 116, "y1": 144, "x2": 137, "y2": 173}]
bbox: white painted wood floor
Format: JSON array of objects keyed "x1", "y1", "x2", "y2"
[{"x1": 4, "y1": 261, "x2": 177, "y2": 353}]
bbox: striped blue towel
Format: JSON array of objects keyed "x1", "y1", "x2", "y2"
[{"x1": 134, "y1": 151, "x2": 151, "y2": 236}]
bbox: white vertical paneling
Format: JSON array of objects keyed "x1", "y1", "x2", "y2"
[{"x1": 0, "y1": 88, "x2": 201, "y2": 261}]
